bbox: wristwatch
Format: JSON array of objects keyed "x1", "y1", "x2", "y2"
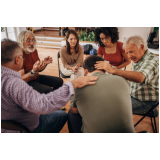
[{"x1": 29, "y1": 70, "x2": 37, "y2": 77}]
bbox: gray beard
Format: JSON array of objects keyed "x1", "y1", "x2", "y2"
[{"x1": 25, "y1": 46, "x2": 36, "y2": 53}]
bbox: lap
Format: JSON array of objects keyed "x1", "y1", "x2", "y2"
[
  {"x1": 131, "y1": 96, "x2": 158, "y2": 114},
  {"x1": 33, "y1": 110, "x2": 68, "y2": 133}
]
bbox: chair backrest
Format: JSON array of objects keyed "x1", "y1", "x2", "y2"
[
  {"x1": 1, "y1": 120, "x2": 30, "y2": 133},
  {"x1": 57, "y1": 51, "x2": 70, "y2": 78}
]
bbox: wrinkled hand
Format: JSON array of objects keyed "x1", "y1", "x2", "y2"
[
  {"x1": 71, "y1": 76, "x2": 98, "y2": 89},
  {"x1": 94, "y1": 61, "x2": 114, "y2": 74},
  {"x1": 72, "y1": 65, "x2": 79, "y2": 72},
  {"x1": 44, "y1": 56, "x2": 52, "y2": 65},
  {"x1": 33, "y1": 60, "x2": 46, "y2": 72}
]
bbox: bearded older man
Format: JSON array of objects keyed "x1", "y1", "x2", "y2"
[
  {"x1": 95, "y1": 35, "x2": 159, "y2": 115},
  {"x1": 17, "y1": 30, "x2": 63, "y2": 94}
]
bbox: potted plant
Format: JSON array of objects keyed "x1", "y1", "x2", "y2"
[{"x1": 1, "y1": 27, "x2": 6, "y2": 39}]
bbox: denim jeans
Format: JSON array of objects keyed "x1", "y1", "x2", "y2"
[
  {"x1": 131, "y1": 96, "x2": 158, "y2": 114},
  {"x1": 67, "y1": 110, "x2": 82, "y2": 133},
  {"x1": 33, "y1": 110, "x2": 68, "y2": 133}
]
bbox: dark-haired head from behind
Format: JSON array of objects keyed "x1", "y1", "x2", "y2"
[
  {"x1": 94, "y1": 27, "x2": 119, "y2": 46},
  {"x1": 1, "y1": 39, "x2": 21, "y2": 64},
  {"x1": 83, "y1": 55, "x2": 105, "y2": 73}
]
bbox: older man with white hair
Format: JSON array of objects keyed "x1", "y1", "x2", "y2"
[
  {"x1": 17, "y1": 30, "x2": 63, "y2": 94},
  {"x1": 95, "y1": 35, "x2": 159, "y2": 114}
]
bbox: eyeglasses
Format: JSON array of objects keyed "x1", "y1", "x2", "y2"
[{"x1": 26, "y1": 39, "x2": 35, "y2": 43}]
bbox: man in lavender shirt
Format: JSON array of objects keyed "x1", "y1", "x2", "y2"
[{"x1": 1, "y1": 39, "x2": 98, "y2": 133}]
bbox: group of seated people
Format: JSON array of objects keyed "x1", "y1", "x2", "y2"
[{"x1": 1, "y1": 27, "x2": 159, "y2": 133}]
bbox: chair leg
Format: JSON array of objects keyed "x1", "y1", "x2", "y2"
[
  {"x1": 150, "y1": 117, "x2": 156, "y2": 133},
  {"x1": 152, "y1": 111, "x2": 157, "y2": 133}
]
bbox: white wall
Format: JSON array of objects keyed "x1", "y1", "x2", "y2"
[{"x1": 118, "y1": 27, "x2": 152, "y2": 43}]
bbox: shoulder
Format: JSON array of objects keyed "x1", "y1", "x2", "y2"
[
  {"x1": 98, "y1": 46, "x2": 104, "y2": 51},
  {"x1": 60, "y1": 45, "x2": 67, "y2": 53},
  {"x1": 117, "y1": 41, "x2": 123, "y2": 48},
  {"x1": 146, "y1": 51, "x2": 159, "y2": 66},
  {"x1": 79, "y1": 44, "x2": 84, "y2": 52}
]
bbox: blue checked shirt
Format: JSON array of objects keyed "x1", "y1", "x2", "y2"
[{"x1": 129, "y1": 49, "x2": 159, "y2": 101}]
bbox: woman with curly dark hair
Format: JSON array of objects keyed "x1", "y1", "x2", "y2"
[{"x1": 95, "y1": 27, "x2": 130, "y2": 69}]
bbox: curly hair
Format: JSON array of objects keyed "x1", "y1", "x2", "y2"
[
  {"x1": 94, "y1": 27, "x2": 119, "y2": 46},
  {"x1": 83, "y1": 55, "x2": 104, "y2": 72}
]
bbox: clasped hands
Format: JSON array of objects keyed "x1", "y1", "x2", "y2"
[{"x1": 72, "y1": 65, "x2": 79, "y2": 72}]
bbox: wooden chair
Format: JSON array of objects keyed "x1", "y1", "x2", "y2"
[
  {"x1": 57, "y1": 51, "x2": 70, "y2": 78},
  {"x1": 134, "y1": 102, "x2": 159, "y2": 133},
  {"x1": 1, "y1": 120, "x2": 30, "y2": 133}
]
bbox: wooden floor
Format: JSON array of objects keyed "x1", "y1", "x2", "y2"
[
  {"x1": 37, "y1": 47, "x2": 159, "y2": 133},
  {"x1": 34, "y1": 30, "x2": 65, "y2": 38}
]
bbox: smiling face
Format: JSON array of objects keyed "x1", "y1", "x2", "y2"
[
  {"x1": 67, "y1": 33, "x2": 77, "y2": 48},
  {"x1": 100, "y1": 33, "x2": 111, "y2": 47},
  {"x1": 24, "y1": 34, "x2": 36, "y2": 53},
  {"x1": 125, "y1": 43, "x2": 145, "y2": 63}
]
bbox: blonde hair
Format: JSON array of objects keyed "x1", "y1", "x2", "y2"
[
  {"x1": 17, "y1": 30, "x2": 37, "y2": 50},
  {"x1": 123, "y1": 35, "x2": 148, "y2": 50}
]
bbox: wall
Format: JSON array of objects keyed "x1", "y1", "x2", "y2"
[{"x1": 118, "y1": 27, "x2": 152, "y2": 43}]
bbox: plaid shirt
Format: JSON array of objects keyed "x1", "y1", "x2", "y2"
[
  {"x1": 1, "y1": 66, "x2": 74, "y2": 133},
  {"x1": 129, "y1": 49, "x2": 159, "y2": 101}
]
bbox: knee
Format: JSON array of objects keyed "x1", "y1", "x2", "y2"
[
  {"x1": 56, "y1": 110, "x2": 68, "y2": 121},
  {"x1": 58, "y1": 78, "x2": 63, "y2": 87}
]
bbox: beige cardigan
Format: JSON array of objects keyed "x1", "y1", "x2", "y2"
[{"x1": 60, "y1": 45, "x2": 84, "y2": 69}]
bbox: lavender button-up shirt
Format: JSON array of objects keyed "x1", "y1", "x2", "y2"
[{"x1": 1, "y1": 66, "x2": 74, "y2": 133}]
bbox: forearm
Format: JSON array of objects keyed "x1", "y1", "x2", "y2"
[
  {"x1": 17, "y1": 81, "x2": 74, "y2": 115},
  {"x1": 116, "y1": 61, "x2": 131, "y2": 69},
  {"x1": 112, "y1": 69, "x2": 145, "y2": 83},
  {"x1": 21, "y1": 72, "x2": 37, "y2": 82}
]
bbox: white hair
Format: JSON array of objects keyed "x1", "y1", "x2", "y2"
[
  {"x1": 123, "y1": 35, "x2": 148, "y2": 50},
  {"x1": 17, "y1": 30, "x2": 36, "y2": 52}
]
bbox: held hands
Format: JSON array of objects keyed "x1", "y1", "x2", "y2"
[
  {"x1": 44, "y1": 56, "x2": 52, "y2": 65},
  {"x1": 33, "y1": 60, "x2": 46, "y2": 72},
  {"x1": 71, "y1": 76, "x2": 98, "y2": 89},
  {"x1": 94, "y1": 61, "x2": 115, "y2": 74},
  {"x1": 72, "y1": 65, "x2": 79, "y2": 72}
]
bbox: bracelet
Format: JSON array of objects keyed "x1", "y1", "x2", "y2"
[{"x1": 29, "y1": 70, "x2": 37, "y2": 77}]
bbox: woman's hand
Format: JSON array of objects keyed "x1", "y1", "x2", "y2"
[
  {"x1": 94, "y1": 61, "x2": 115, "y2": 74},
  {"x1": 72, "y1": 65, "x2": 79, "y2": 72}
]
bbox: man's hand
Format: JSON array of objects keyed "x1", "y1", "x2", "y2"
[
  {"x1": 44, "y1": 56, "x2": 52, "y2": 65},
  {"x1": 33, "y1": 60, "x2": 46, "y2": 72},
  {"x1": 94, "y1": 61, "x2": 115, "y2": 74},
  {"x1": 71, "y1": 76, "x2": 98, "y2": 89}
]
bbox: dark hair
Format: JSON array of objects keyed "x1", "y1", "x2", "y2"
[
  {"x1": 83, "y1": 55, "x2": 104, "y2": 72},
  {"x1": 66, "y1": 29, "x2": 79, "y2": 55},
  {"x1": 94, "y1": 27, "x2": 119, "y2": 46},
  {"x1": 1, "y1": 39, "x2": 21, "y2": 64}
]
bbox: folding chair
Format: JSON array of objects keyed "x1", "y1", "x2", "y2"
[
  {"x1": 57, "y1": 51, "x2": 70, "y2": 78},
  {"x1": 1, "y1": 120, "x2": 30, "y2": 133},
  {"x1": 134, "y1": 102, "x2": 159, "y2": 133}
]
